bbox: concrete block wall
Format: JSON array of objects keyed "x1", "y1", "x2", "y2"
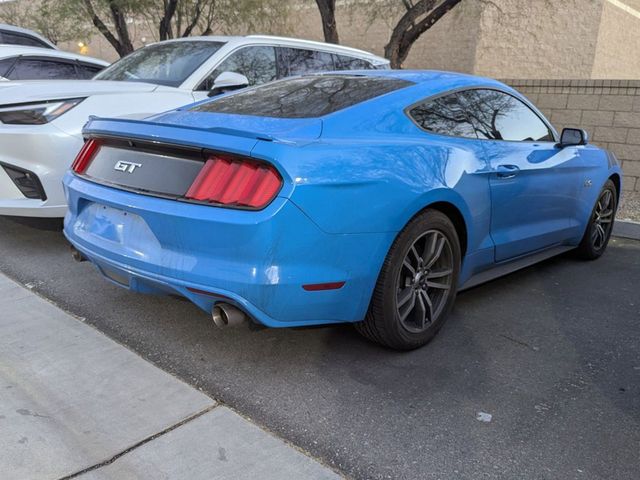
[{"x1": 504, "y1": 79, "x2": 640, "y2": 192}]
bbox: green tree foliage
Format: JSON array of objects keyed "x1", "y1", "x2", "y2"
[
  {"x1": 84, "y1": 0, "x2": 293, "y2": 57},
  {"x1": 0, "y1": 0, "x2": 92, "y2": 45},
  {"x1": 1, "y1": 0, "x2": 292, "y2": 57}
]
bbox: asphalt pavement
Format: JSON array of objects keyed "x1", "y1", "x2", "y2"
[{"x1": 0, "y1": 215, "x2": 638, "y2": 480}]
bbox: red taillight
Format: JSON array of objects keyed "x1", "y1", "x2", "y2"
[
  {"x1": 185, "y1": 155, "x2": 282, "y2": 209},
  {"x1": 71, "y1": 139, "x2": 101, "y2": 174}
]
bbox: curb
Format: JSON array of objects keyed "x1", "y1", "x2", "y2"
[
  {"x1": 0, "y1": 273, "x2": 341, "y2": 480},
  {"x1": 613, "y1": 220, "x2": 640, "y2": 241}
]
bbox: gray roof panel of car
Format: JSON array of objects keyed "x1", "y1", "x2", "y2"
[{"x1": 0, "y1": 24, "x2": 57, "y2": 49}]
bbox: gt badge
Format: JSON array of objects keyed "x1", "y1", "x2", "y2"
[{"x1": 114, "y1": 160, "x2": 142, "y2": 173}]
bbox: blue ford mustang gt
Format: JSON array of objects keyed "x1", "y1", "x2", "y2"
[{"x1": 62, "y1": 71, "x2": 621, "y2": 350}]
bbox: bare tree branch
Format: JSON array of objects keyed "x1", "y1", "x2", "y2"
[
  {"x1": 81, "y1": 0, "x2": 133, "y2": 57},
  {"x1": 385, "y1": 0, "x2": 463, "y2": 68},
  {"x1": 180, "y1": 0, "x2": 206, "y2": 37},
  {"x1": 107, "y1": 0, "x2": 134, "y2": 54},
  {"x1": 159, "y1": 0, "x2": 178, "y2": 40}
]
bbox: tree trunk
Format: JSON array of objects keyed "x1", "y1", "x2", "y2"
[
  {"x1": 159, "y1": 0, "x2": 179, "y2": 40},
  {"x1": 315, "y1": 0, "x2": 339, "y2": 44},
  {"x1": 81, "y1": 0, "x2": 133, "y2": 57},
  {"x1": 108, "y1": 1, "x2": 134, "y2": 56},
  {"x1": 180, "y1": 0, "x2": 206, "y2": 37},
  {"x1": 385, "y1": 0, "x2": 462, "y2": 69}
]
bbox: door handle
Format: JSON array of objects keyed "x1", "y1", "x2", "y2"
[{"x1": 496, "y1": 164, "x2": 520, "y2": 179}]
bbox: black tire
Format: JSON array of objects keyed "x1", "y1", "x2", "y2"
[
  {"x1": 356, "y1": 209, "x2": 461, "y2": 350},
  {"x1": 575, "y1": 179, "x2": 617, "y2": 260}
]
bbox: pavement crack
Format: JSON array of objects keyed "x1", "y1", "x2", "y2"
[
  {"x1": 16, "y1": 408, "x2": 50, "y2": 419},
  {"x1": 499, "y1": 333, "x2": 533, "y2": 349},
  {"x1": 57, "y1": 404, "x2": 218, "y2": 479}
]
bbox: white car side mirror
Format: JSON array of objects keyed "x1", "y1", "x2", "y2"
[{"x1": 209, "y1": 72, "x2": 249, "y2": 97}]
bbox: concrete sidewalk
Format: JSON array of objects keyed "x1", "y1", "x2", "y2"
[{"x1": 0, "y1": 273, "x2": 340, "y2": 480}]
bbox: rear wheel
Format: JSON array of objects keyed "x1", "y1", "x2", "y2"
[
  {"x1": 356, "y1": 209, "x2": 461, "y2": 350},
  {"x1": 575, "y1": 179, "x2": 617, "y2": 260}
]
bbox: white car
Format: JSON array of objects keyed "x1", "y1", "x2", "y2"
[
  {"x1": 0, "y1": 46, "x2": 109, "y2": 81},
  {"x1": 0, "y1": 24, "x2": 57, "y2": 49},
  {"x1": 0, "y1": 35, "x2": 388, "y2": 217}
]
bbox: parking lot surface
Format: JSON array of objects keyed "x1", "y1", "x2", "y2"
[{"x1": 0, "y1": 216, "x2": 638, "y2": 480}]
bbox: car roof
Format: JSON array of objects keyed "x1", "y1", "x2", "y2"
[
  {"x1": 291, "y1": 71, "x2": 551, "y2": 134},
  {"x1": 0, "y1": 23, "x2": 57, "y2": 49},
  {"x1": 0, "y1": 45, "x2": 109, "y2": 66},
  {"x1": 338, "y1": 69, "x2": 508, "y2": 91},
  {"x1": 146, "y1": 35, "x2": 389, "y2": 66}
]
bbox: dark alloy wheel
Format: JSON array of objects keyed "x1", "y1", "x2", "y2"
[
  {"x1": 396, "y1": 230, "x2": 454, "y2": 334},
  {"x1": 576, "y1": 179, "x2": 617, "y2": 260},
  {"x1": 356, "y1": 209, "x2": 461, "y2": 350}
]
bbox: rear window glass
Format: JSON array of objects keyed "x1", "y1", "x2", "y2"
[{"x1": 191, "y1": 75, "x2": 413, "y2": 118}]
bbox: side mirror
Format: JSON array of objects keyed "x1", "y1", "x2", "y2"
[
  {"x1": 208, "y1": 72, "x2": 249, "y2": 97},
  {"x1": 558, "y1": 128, "x2": 589, "y2": 148}
]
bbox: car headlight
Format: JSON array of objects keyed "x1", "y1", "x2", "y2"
[{"x1": 0, "y1": 98, "x2": 85, "y2": 125}]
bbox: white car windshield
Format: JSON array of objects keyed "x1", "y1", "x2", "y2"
[{"x1": 94, "y1": 41, "x2": 224, "y2": 87}]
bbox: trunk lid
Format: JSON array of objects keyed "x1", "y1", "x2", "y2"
[{"x1": 76, "y1": 114, "x2": 316, "y2": 204}]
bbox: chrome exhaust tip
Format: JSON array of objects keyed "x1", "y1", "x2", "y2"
[
  {"x1": 70, "y1": 245, "x2": 86, "y2": 263},
  {"x1": 212, "y1": 303, "x2": 248, "y2": 328}
]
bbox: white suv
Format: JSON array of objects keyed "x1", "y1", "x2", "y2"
[{"x1": 0, "y1": 35, "x2": 388, "y2": 217}]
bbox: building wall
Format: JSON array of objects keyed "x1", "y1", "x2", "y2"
[
  {"x1": 474, "y1": 0, "x2": 605, "y2": 79},
  {"x1": 591, "y1": 0, "x2": 640, "y2": 78},
  {"x1": 387, "y1": 1, "x2": 483, "y2": 73},
  {"x1": 286, "y1": 1, "x2": 483, "y2": 73},
  {"x1": 506, "y1": 79, "x2": 640, "y2": 192},
  {"x1": 55, "y1": 0, "x2": 640, "y2": 81}
]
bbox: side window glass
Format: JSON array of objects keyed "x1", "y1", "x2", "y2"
[
  {"x1": 8, "y1": 59, "x2": 77, "y2": 80},
  {"x1": 277, "y1": 48, "x2": 334, "y2": 77},
  {"x1": 76, "y1": 64, "x2": 103, "y2": 79},
  {"x1": 0, "y1": 57, "x2": 16, "y2": 78},
  {"x1": 409, "y1": 91, "x2": 479, "y2": 139},
  {"x1": 198, "y1": 46, "x2": 276, "y2": 91},
  {"x1": 456, "y1": 89, "x2": 554, "y2": 142},
  {"x1": 333, "y1": 54, "x2": 373, "y2": 70},
  {"x1": 409, "y1": 89, "x2": 554, "y2": 141}
]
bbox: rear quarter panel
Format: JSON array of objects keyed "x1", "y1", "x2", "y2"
[{"x1": 252, "y1": 111, "x2": 495, "y2": 267}]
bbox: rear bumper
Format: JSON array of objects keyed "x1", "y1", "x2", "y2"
[{"x1": 63, "y1": 172, "x2": 394, "y2": 327}]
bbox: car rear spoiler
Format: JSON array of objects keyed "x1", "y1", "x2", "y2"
[{"x1": 84, "y1": 115, "x2": 323, "y2": 148}]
